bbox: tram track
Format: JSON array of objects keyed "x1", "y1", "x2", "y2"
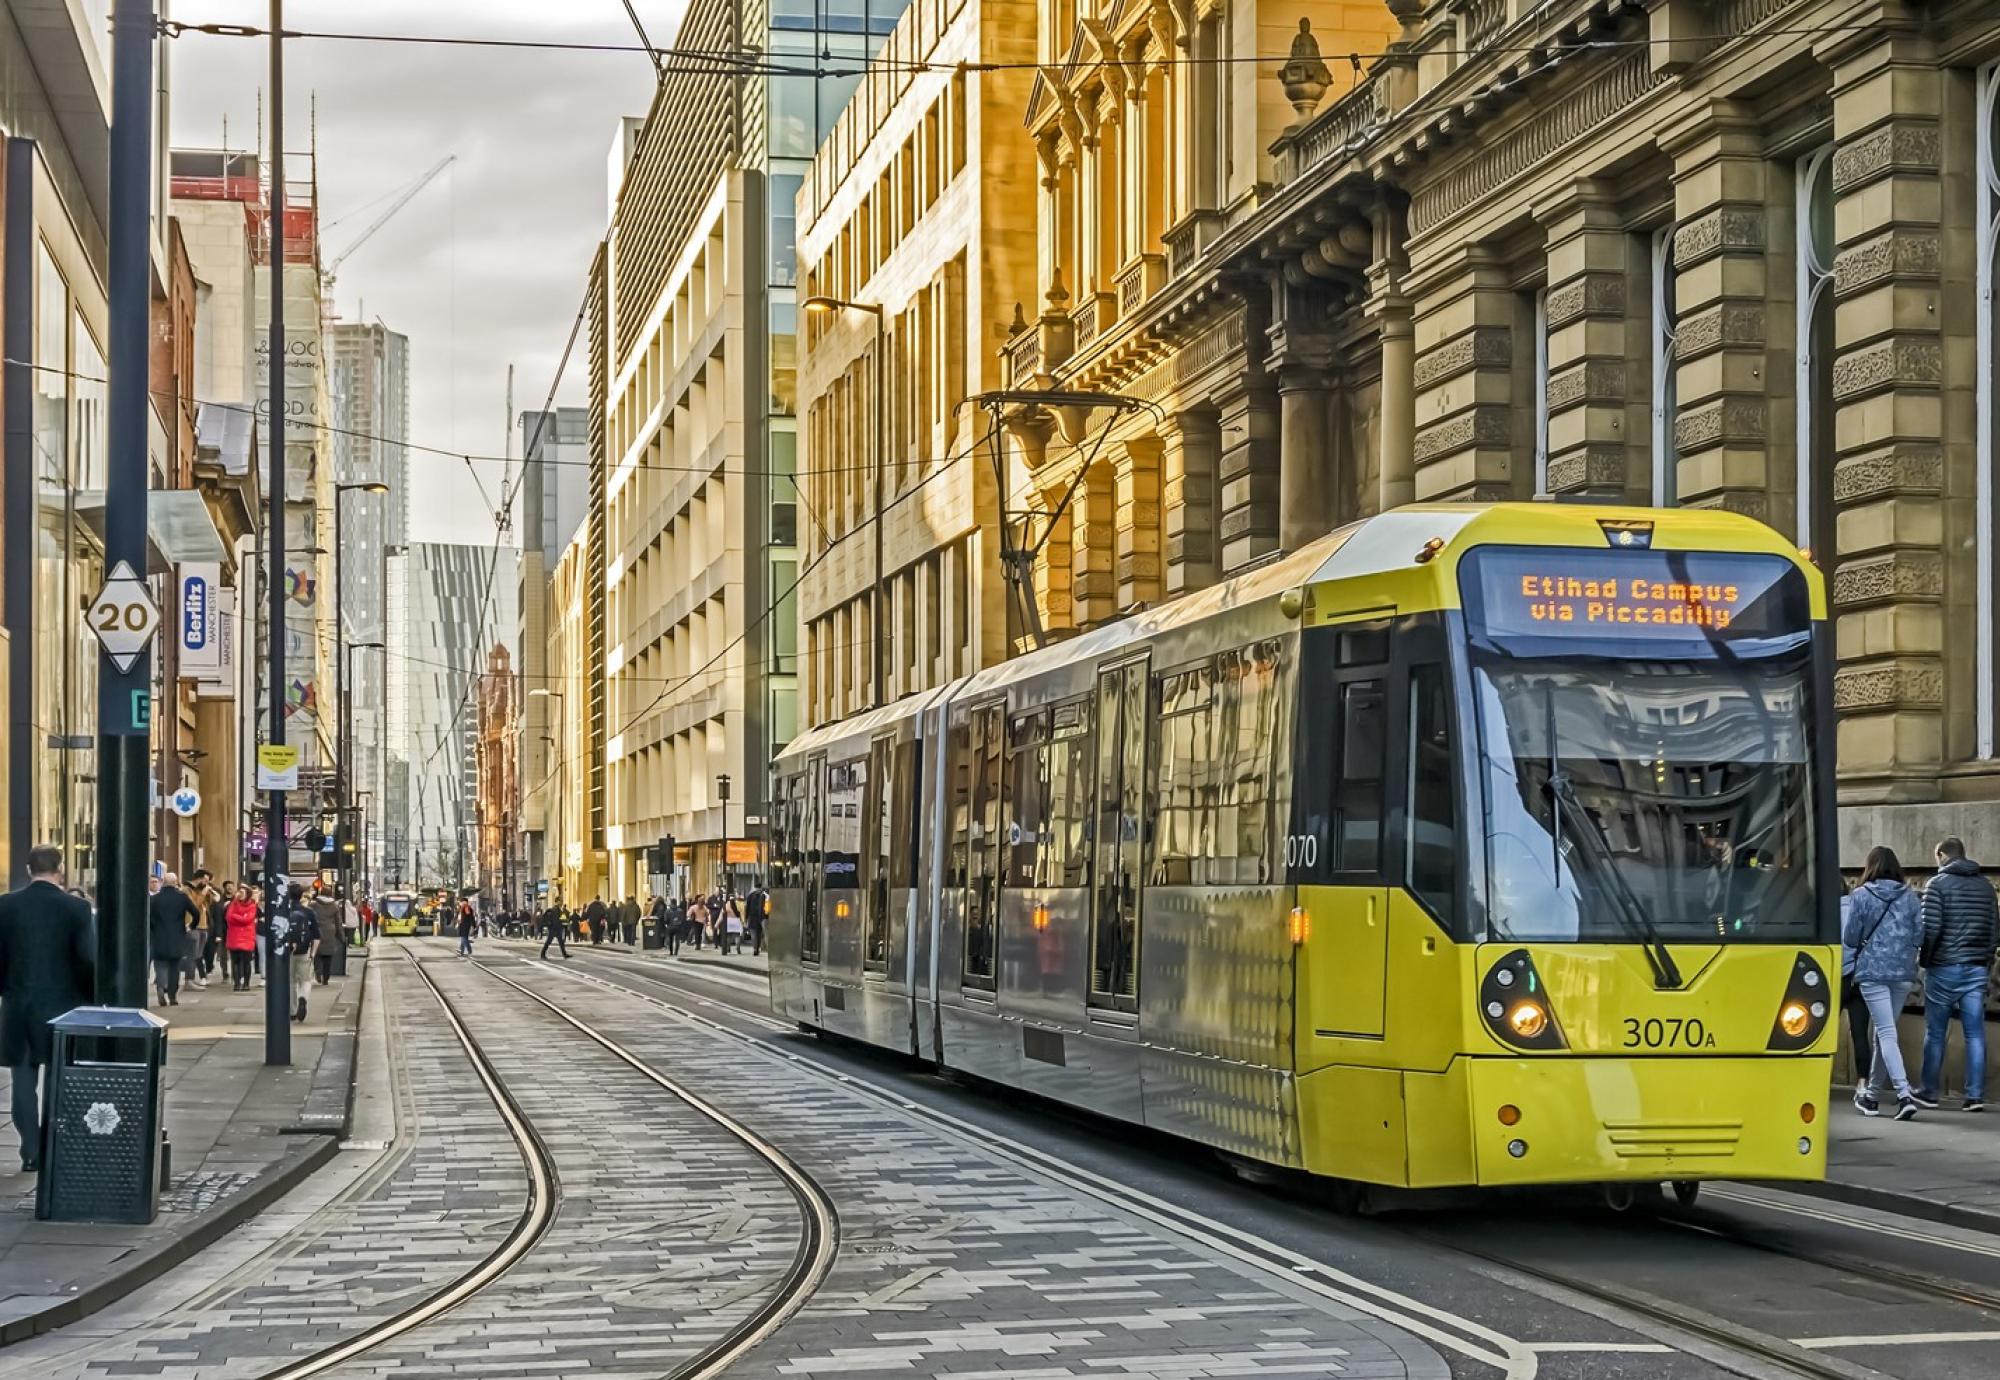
[
  {"x1": 464, "y1": 956, "x2": 840, "y2": 1379},
  {"x1": 533, "y1": 941, "x2": 2000, "y2": 1380},
  {"x1": 253, "y1": 945, "x2": 560, "y2": 1380}
]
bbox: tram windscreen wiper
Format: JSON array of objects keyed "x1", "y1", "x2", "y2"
[{"x1": 1542, "y1": 687, "x2": 1684, "y2": 990}]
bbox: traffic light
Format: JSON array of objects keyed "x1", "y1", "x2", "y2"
[{"x1": 651, "y1": 835, "x2": 676, "y2": 874}]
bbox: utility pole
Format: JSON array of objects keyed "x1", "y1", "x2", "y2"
[
  {"x1": 264, "y1": 0, "x2": 292, "y2": 1065},
  {"x1": 93, "y1": 0, "x2": 158, "y2": 1010}
]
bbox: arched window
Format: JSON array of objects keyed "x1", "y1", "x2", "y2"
[
  {"x1": 1977, "y1": 63, "x2": 2000, "y2": 756},
  {"x1": 1650, "y1": 223, "x2": 1680, "y2": 507},
  {"x1": 1795, "y1": 146, "x2": 1836, "y2": 561}
]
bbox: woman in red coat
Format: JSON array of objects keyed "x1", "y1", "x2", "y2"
[{"x1": 224, "y1": 890, "x2": 261, "y2": 990}]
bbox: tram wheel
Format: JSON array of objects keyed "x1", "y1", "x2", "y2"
[
  {"x1": 1670, "y1": 1179, "x2": 1700, "y2": 1209},
  {"x1": 1600, "y1": 1182, "x2": 1641, "y2": 1213}
]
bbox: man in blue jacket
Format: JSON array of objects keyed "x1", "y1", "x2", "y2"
[{"x1": 1916, "y1": 836, "x2": 1999, "y2": 1112}]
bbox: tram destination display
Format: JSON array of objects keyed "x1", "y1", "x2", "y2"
[{"x1": 1462, "y1": 546, "x2": 1808, "y2": 645}]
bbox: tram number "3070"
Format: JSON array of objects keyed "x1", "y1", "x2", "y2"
[{"x1": 1621, "y1": 1017, "x2": 1716, "y2": 1049}]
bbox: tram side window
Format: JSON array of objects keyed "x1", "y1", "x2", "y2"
[
  {"x1": 1006, "y1": 710, "x2": 1047, "y2": 888},
  {"x1": 802, "y1": 764, "x2": 825, "y2": 964},
  {"x1": 891, "y1": 738, "x2": 919, "y2": 889},
  {"x1": 1335, "y1": 679, "x2": 1386, "y2": 873},
  {"x1": 964, "y1": 703, "x2": 1003, "y2": 985},
  {"x1": 825, "y1": 758, "x2": 864, "y2": 901},
  {"x1": 865, "y1": 738, "x2": 892, "y2": 968},
  {"x1": 1406, "y1": 663, "x2": 1457, "y2": 923},
  {"x1": 947, "y1": 716, "x2": 972, "y2": 891},
  {"x1": 1151, "y1": 640, "x2": 1294, "y2": 886},
  {"x1": 1006, "y1": 700, "x2": 1093, "y2": 890}
]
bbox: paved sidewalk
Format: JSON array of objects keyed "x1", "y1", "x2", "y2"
[
  {"x1": 0, "y1": 949, "x2": 366, "y2": 1344},
  {"x1": 1786, "y1": 1012, "x2": 2000, "y2": 1233},
  {"x1": 528, "y1": 933, "x2": 771, "y2": 977}
]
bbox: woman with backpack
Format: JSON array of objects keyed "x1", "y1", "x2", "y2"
[{"x1": 1843, "y1": 845, "x2": 1924, "y2": 1120}]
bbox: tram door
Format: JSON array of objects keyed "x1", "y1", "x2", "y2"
[
  {"x1": 1090, "y1": 656, "x2": 1148, "y2": 1014},
  {"x1": 802, "y1": 753, "x2": 826, "y2": 967},
  {"x1": 1318, "y1": 622, "x2": 1392, "y2": 1039}
]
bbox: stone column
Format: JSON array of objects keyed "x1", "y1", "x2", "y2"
[
  {"x1": 1215, "y1": 375, "x2": 1281, "y2": 572},
  {"x1": 1116, "y1": 435, "x2": 1164, "y2": 607},
  {"x1": 1411, "y1": 245, "x2": 1518, "y2": 501},
  {"x1": 1822, "y1": 21, "x2": 1952, "y2": 799},
  {"x1": 1537, "y1": 179, "x2": 1642, "y2": 499},
  {"x1": 1277, "y1": 365, "x2": 1336, "y2": 551},
  {"x1": 1161, "y1": 409, "x2": 1220, "y2": 595},
  {"x1": 1071, "y1": 461, "x2": 1117, "y2": 625},
  {"x1": 1667, "y1": 102, "x2": 1776, "y2": 518},
  {"x1": 1376, "y1": 303, "x2": 1416, "y2": 512}
]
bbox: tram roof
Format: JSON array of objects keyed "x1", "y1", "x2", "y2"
[{"x1": 777, "y1": 502, "x2": 1801, "y2": 763}]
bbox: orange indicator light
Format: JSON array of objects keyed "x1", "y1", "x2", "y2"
[
  {"x1": 1288, "y1": 907, "x2": 1309, "y2": 945},
  {"x1": 1497, "y1": 1104, "x2": 1521, "y2": 1127}
]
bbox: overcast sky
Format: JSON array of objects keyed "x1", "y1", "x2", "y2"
[{"x1": 169, "y1": 2, "x2": 678, "y2": 544}]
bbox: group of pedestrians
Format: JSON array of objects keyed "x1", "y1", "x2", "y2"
[
  {"x1": 534, "y1": 886, "x2": 767, "y2": 961},
  {"x1": 1842, "y1": 835, "x2": 1999, "y2": 1120}
]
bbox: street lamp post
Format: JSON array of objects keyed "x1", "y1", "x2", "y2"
[
  {"x1": 802, "y1": 295, "x2": 887, "y2": 709},
  {"x1": 716, "y1": 771, "x2": 732, "y2": 894},
  {"x1": 342, "y1": 636, "x2": 384, "y2": 898}
]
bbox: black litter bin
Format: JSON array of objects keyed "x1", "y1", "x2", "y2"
[
  {"x1": 643, "y1": 918, "x2": 665, "y2": 949},
  {"x1": 36, "y1": 1007, "x2": 169, "y2": 1225}
]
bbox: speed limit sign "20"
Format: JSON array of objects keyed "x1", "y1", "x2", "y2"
[{"x1": 87, "y1": 561, "x2": 163, "y2": 672}]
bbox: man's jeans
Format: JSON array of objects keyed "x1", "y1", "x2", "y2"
[
  {"x1": 10, "y1": 1062, "x2": 44, "y2": 1167},
  {"x1": 1920, "y1": 963, "x2": 1990, "y2": 1101}
]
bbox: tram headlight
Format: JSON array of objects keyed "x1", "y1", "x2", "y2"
[
  {"x1": 1480, "y1": 950, "x2": 1566, "y2": 1050},
  {"x1": 1766, "y1": 952, "x2": 1833, "y2": 1051},
  {"x1": 1507, "y1": 1002, "x2": 1548, "y2": 1039}
]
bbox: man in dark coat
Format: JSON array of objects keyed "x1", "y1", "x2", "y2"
[
  {"x1": 585, "y1": 897, "x2": 607, "y2": 945},
  {"x1": 539, "y1": 901, "x2": 569, "y2": 959},
  {"x1": 148, "y1": 872, "x2": 200, "y2": 1006},
  {"x1": 0, "y1": 845, "x2": 95, "y2": 1172},
  {"x1": 1916, "y1": 836, "x2": 2000, "y2": 1110}
]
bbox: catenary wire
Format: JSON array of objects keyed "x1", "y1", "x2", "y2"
[{"x1": 159, "y1": 16, "x2": 1903, "y2": 73}]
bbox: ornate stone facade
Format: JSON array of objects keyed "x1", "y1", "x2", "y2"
[{"x1": 970, "y1": 0, "x2": 2000, "y2": 857}]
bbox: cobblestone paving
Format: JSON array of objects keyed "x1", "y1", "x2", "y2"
[
  {"x1": 0, "y1": 955, "x2": 529, "y2": 1380},
  {"x1": 10, "y1": 950, "x2": 1444, "y2": 1380},
  {"x1": 519, "y1": 959, "x2": 1444, "y2": 1380}
]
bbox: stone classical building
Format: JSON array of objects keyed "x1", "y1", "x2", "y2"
[
  {"x1": 795, "y1": 0, "x2": 1037, "y2": 726},
  {"x1": 994, "y1": 0, "x2": 2000, "y2": 859}
]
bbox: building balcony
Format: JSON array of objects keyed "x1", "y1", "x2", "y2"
[
  {"x1": 1071, "y1": 290, "x2": 1117, "y2": 353},
  {"x1": 1116, "y1": 254, "x2": 1166, "y2": 315}
]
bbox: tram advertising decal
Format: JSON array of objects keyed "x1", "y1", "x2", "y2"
[{"x1": 1462, "y1": 547, "x2": 1807, "y2": 645}]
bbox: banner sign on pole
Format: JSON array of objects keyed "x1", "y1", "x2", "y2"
[
  {"x1": 178, "y1": 562, "x2": 222, "y2": 675},
  {"x1": 256, "y1": 743, "x2": 301, "y2": 791}
]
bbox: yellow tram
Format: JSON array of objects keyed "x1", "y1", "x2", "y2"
[
  {"x1": 377, "y1": 890, "x2": 420, "y2": 938},
  {"x1": 768, "y1": 504, "x2": 1838, "y2": 1192}
]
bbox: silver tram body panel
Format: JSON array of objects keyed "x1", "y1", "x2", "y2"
[{"x1": 771, "y1": 512, "x2": 1487, "y2": 1165}]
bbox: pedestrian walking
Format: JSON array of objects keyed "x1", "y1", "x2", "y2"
[
  {"x1": 1844, "y1": 845, "x2": 1924, "y2": 1120},
  {"x1": 721, "y1": 896, "x2": 744, "y2": 955},
  {"x1": 686, "y1": 895, "x2": 709, "y2": 951},
  {"x1": 149, "y1": 871, "x2": 200, "y2": 1007},
  {"x1": 224, "y1": 887, "x2": 260, "y2": 989},
  {"x1": 586, "y1": 897, "x2": 607, "y2": 946},
  {"x1": 0, "y1": 845, "x2": 94, "y2": 1173},
  {"x1": 745, "y1": 885, "x2": 769, "y2": 957},
  {"x1": 1838, "y1": 878, "x2": 1872, "y2": 1089},
  {"x1": 203, "y1": 878, "x2": 232, "y2": 982},
  {"x1": 458, "y1": 901, "x2": 477, "y2": 957},
  {"x1": 1914, "y1": 836, "x2": 1999, "y2": 1111},
  {"x1": 539, "y1": 901, "x2": 570, "y2": 959},
  {"x1": 311, "y1": 888, "x2": 344, "y2": 986},
  {"x1": 186, "y1": 870, "x2": 216, "y2": 987},
  {"x1": 283, "y1": 884, "x2": 320, "y2": 1023}
]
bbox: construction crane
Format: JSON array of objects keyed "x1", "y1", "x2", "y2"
[{"x1": 323, "y1": 154, "x2": 456, "y2": 292}]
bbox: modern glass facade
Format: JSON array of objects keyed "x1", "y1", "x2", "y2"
[{"x1": 33, "y1": 240, "x2": 106, "y2": 882}]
